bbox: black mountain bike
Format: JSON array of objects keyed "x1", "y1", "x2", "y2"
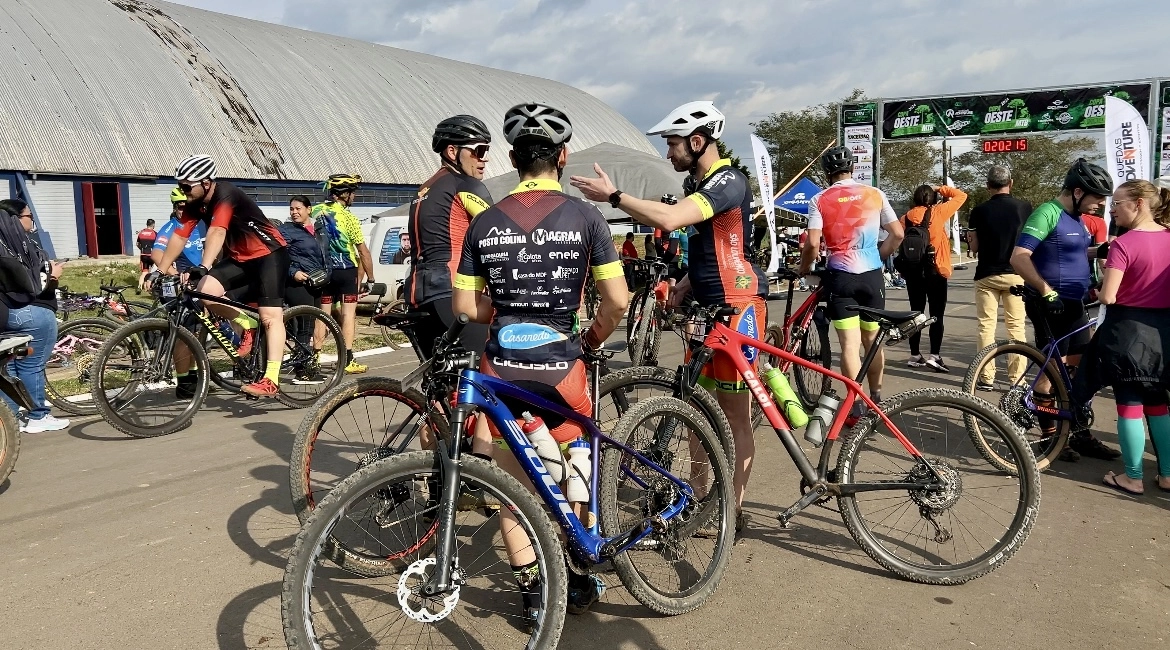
[
  {"x1": 90, "y1": 275, "x2": 345, "y2": 438},
  {"x1": 0, "y1": 334, "x2": 38, "y2": 490}
]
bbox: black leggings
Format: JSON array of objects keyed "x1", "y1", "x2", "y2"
[
  {"x1": 414, "y1": 297, "x2": 489, "y2": 359},
  {"x1": 904, "y1": 270, "x2": 948, "y2": 356},
  {"x1": 284, "y1": 280, "x2": 322, "y2": 349}
]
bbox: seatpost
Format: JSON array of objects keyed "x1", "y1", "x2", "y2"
[{"x1": 854, "y1": 328, "x2": 889, "y2": 385}]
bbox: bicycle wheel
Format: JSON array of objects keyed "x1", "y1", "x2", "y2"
[
  {"x1": 44, "y1": 317, "x2": 120, "y2": 416},
  {"x1": 962, "y1": 340, "x2": 1068, "y2": 473},
  {"x1": 282, "y1": 451, "x2": 567, "y2": 650},
  {"x1": 0, "y1": 403, "x2": 19, "y2": 487},
  {"x1": 791, "y1": 308, "x2": 832, "y2": 410},
  {"x1": 626, "y1": 288, "x2": 654, "y2": 364},
  {"x1": 377, "y1": 300, "x2": 409, "y2": 348},
  {"x1": 289, "y1": 376, "x2": 447, "y2": 523},
  {"x1": 836, "y1": 388, "x2": 1040, "y2": 584},
  {"x1": 600, "y1": 396, "x2": 735, "y2": 615},
  {"x1": 276, "y1": 305, "x2": 346, "y2": 408},
  {"x1": 90, "y1": 318, "x2": 210, "y2": 438}
]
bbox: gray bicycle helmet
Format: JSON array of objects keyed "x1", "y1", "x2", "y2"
[
  {"x1": 820, "y1": 146, "x2": 854, "y2": 177},
  {"x1": 1063, "y1": 158, "x2": 1114, "y2": 197},
  {"x1": 503, "y1": 103, "x2": 573, "y2": 146},
  {"x1": 431, "y1": 115, "x2": 491, "y2": 153}
]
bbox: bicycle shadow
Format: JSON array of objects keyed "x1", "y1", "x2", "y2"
[
  {"x1": 737, "y1": 501, "x2": 890, "y2": 580},
  {"x1": 216, "y1": 580, "x2": 285, "y2": 650},
  {"x1": 65, "y1": 414, "x2": 140, "y2": 441},
  {"x1": 1041, "y1": 452, "x2": 1170, "y2": 514}
]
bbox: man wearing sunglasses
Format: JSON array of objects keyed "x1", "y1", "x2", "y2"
[
  {"x1": 311, "y1": 173, "x2": 375, "y2": 374},
  {"x1": 160, "y1": 154, "x2": 289, "y2": 398},
  {"x1": 405, "y1": 114, "x2": 495, "y2": 357}
]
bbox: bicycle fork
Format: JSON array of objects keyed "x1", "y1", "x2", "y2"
[{"x1": 421, "y1": 403, "x2": 470, "y2": 598}]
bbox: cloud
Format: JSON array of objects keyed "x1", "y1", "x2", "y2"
[{"x1": 173, "y1": 0, "x2": 1170, "y2": 161}]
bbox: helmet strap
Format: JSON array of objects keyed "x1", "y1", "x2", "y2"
[
  {"x1": 1070, "y1": 188, "x2": 1083, "y2": 215},
  {"x1": 686, "y1": 133, "x2": 713, "y2": 176}
]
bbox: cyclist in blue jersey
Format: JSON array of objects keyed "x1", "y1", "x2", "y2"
[
  {"x1": 151, "y1": 187, "x2": 205, "y2": 274},
  {"x1": 1010, "y1": 158, "x2": 1120, "y2": 462}
]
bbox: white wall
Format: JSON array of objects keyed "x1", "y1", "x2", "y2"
[
  {"x1": 127, "y1": 183, "x2": 176, "y2": 230},
  {"x1": 25, "y1": 179, "x2": 78, "y2": 258}
]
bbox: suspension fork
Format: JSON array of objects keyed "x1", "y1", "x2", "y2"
[{"x1": 422, "y1": 402, "x2": 471, "y2": 597}]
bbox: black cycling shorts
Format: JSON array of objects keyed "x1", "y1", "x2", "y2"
[
  {"x1": 320, "y1": 267, "x2": 359, "y2": 305},
  {"x1": 208, "y1": 247, "x2": 288, "y2": 308},
  {"x1": 1025, "y1": 297, "x2": 1091, "y2": 357},
  {"x1": 824, "y1": 268, "x2": 884, "y2": 327},
  {"x1": 412, "y1": 297, "x2": 488, "y2": 359}
]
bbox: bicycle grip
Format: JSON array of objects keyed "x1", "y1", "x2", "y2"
[
  {"x1": 440, "y1": 313, "x2": 470, "y2": 350},
  {"x1": 366, "y1": 282, "x2": 388, "y2": 297}
]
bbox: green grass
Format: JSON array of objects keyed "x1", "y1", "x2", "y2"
[{"x1": 58, "y1": 261, "x2": 141, "y2": 297}]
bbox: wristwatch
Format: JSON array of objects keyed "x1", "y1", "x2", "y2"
[{"x1": 608, "y1": 190, "x2": 623, "y2": 208}]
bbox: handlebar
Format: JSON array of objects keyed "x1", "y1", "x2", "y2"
[
  {"x1": 440, "y1": 313, "x2": 470, "y2": 352},
  {"x1": 364, "y1": 282, "x2": 388, "y2": 297}
]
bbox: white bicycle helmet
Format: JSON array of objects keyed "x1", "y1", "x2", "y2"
[
  {"x1": 175, "y1": 154, "x2": 217, "y2": 182},
  {"x1": 646, "y1": 101, "x2": 726, "y2": 140}
]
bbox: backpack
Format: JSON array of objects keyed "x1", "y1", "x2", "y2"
[{"x1": 898, "y1": 206, "x2": 934, "y2": 266}]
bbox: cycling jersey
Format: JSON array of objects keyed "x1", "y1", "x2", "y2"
[
  {"x1": 455, "y1": 178, "x2": 622, "y2": 369},
  {"x1": 1017, "y1": 200, "x2": 1092, "y2": 300},
  {"x1": 153, "y1": 217, "x2": 205, "y2": 272},
  {"x1": 176, "y1": 180, "x2": 285, "y2": 262},
  {"x1": 806, "y1": 178, "x2": 897, "y2": 274},
  {"x1": 684, "y1": 159, "x2": 767, "y2": 305},
  {"x1": 136, "y1": 228, "x2": 157, "y2": 254},
  {"x1": 311, "y1": 200, "x2": 365, "y2": 270},
  {"x1": 406, "y1": 167, "x2": 493, "y2": 307}
]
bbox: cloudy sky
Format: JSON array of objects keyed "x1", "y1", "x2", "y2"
[{"x1": 173, "y1": 0, "x2": 1168, "y2": 160}]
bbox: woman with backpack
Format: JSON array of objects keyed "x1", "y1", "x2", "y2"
[{"x1": 896, "y1": 183, "x2": 967, "y2": 372}]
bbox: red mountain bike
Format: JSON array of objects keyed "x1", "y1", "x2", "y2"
[{"x1": 675, "y1": 301, "x2": 1040, "y2": 584}]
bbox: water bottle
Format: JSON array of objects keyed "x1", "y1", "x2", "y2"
[
  {"x1": 565, "y1": 439, "x2": 591, "y2": 504},
  {"x1": 521, "y1": 412, "x2": 565, "y2": 482},
  {"x1": 804, "y1": 390, "x2": 842, "y2": 448},
  {"x1": 217, "y1": 320, "x2": 241, "y2": 347},
  {"x1": 760, "y1": 362, "x2": 809, "y2": 428}
]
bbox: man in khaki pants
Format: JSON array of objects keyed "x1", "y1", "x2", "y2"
[{"x1": 967, "y1": 166, "x2": 1031, "y2": 390}]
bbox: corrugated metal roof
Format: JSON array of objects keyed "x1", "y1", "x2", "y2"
[{"x1": 0, "y1": 0, "x2": 658, "y2": 184}]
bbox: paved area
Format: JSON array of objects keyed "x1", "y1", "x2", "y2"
[{"x1": 3, "y1": 266, "x2": 1169, "y2": 649}]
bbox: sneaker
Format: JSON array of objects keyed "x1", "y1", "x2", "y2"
[
  {"x1": 22, "y1": 414, "x2": 70, "y2": 433},
  {"x1": 1069, "y1": 433, "x2": 1121, "y2": 460},
  {"x1": 236, "y1": 328, "x2": 255, "y2": 358},
  {"x1": 735, "y1": 510, "x2": 751, "y2": 536},
  {"x1": 975, "y1": 381, "x2": 995, "y2": 392},
  {"x1": 242, "y1": 377, "x2": 278, "y2": 397},
  {"x1": 925, "y1": 355, "x2": 950, "y2": 373},
  {"x1": 345, "y1": 360, "x2": 369, "y2": 374},
  {"x1": 907, "y1": 355, "x2": 927, "y2": 368},
  {"x1": 844, "y1": 402, "x2": 867, "y2": 428},
  {"x1": 1057, "y1": 446, "x2": 1081, "y2": 462},
  {"x1": 566, "y1": 574, "x2": 605, "y2": 615},
  {"x1": 175, "y1": 373, "x2": 200, "y2": 399}
]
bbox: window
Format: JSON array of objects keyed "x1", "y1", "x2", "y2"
[{"x1": 235, "y1": 182, "x2": 418, "y2": 206}]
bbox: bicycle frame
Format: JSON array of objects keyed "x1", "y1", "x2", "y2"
[
  {"x1": 684, "y1": 320, "x2": 938, "y2": 499},
  {"x1": 422, "y1": 367, "x2": 695, "y2": 595},
  {"x1": 777, "y1": 280, "x2": 823, "y2": 371},
  {"x1": 1019, "y1": 319, "x2": 1095, "y2": 421}
]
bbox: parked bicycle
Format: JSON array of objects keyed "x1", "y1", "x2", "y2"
[
  {"x1": 282, "y1": 315, "x2": 734, "y2": 648},
  {"x1": 761, "y1": 252, "x2": 832, "y2": 411},
  {"x1": 56, "y1": 281, "x2": 156, "y2": 322},
  {"x1": 89, "y1": 275, "x2": 345, "y2": 437},
  {"x1": 0, "y1": 334, "x2": 40, "y2": 489},
  {"x1": 962, "y1": 285, "x2": 1097, "y2": 472},
  {"x1": 624, "y1": 256, "x2": 672, "y2": 365},
  {"x1": 659, "y1": 298, "x2": 1040, "y2": 583}
]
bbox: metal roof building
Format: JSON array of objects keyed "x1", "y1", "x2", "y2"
[{"x1": 0, "y1": 0, "x2": 657, "y2": 258}]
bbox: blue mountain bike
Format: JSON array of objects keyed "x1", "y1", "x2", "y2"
[{"x1": 281, "y1": 316, "x2": 735, "y2": 650}]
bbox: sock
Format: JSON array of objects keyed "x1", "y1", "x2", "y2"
[
  {"x1": 1116, "y1": 404, "x2": 1146, "y2": 479},
  {"x1": 1144, "y1": 407, "x2": 1170, "y2": 477},
  {"x1": 233, "y1": 313, "x2": 259, "y2": 330},
  {"x1": 511, "y1": 561, "x2": 542, "y2": 608},
  {"x1": 346, "y1": 349, "x2": 355, "y2": 365},
  {"x1": 870, "y1": 390, "x2": 881, "y2": 403},
  {"x1": 264, "y1": 360, "x2": 280, "y2": 384}
]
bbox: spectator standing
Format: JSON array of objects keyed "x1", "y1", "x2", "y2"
[
  {"x1": 898, "y1": 183, "x2": 968, "y2": 372},
  {"x1": 968, "y1": 166, "x2": 1031, "y2": 389},
  {"x1": 1091, "y1": 180, "x2": 1170, "y2": 494},
  {"x1": 621, "y1": 232, "x2": 638, "y2": 289},
  {"x1": 135, "y1": 218, "x2": 157, "y2": 293},
  {"x1": 643, "y1": 234, "x2": 657, "y2": 261},
  {"x1": 0, "y1": 200, "x2": 67, "y2": 432},
  {"x1": 280, "y1": 195, "x2": 327, "y2": 383}
]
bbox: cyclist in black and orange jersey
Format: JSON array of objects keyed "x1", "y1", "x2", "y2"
[
  {"x1": 405, "y1": 115, "x2": 495, "y2": 357},
  {"x1": 454, "y1": 103, "x2": 628, "y2": 625},
  {"x1": 158, "y1": 154, "x2": 289, "y2": 398},
  {"x1": 571, "y1": 100, "x2": 766, "y2": 534}
]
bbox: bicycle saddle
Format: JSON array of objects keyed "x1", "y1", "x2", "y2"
[
  {"x1": 0, "y1": 334, "x2": 32, "y2": 353},
  {"x1": 101, "y1": 284, "x2": 134, "y2": 293},
  {"x1": 583, "y1": 340, "x2": 627, "y2": 361},
  {"x1": 373, "y1": 310, "x2": 426, "y2": 328},
  {"x1": 847, "y1": 306, "x2": 922, "y2": 326}
]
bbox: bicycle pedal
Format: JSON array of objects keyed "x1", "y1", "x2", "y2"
[{"x1": 244, "y1": 393, "x2": 260, "y2": 401}]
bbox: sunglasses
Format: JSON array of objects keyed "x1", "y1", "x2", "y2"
[
  {"x1": 18, "y1": 212, "x2": 32, "y2": 220},
  {"x1": 177, "y1": 181, "x2": 204, "y2": 194},
  {"x1": 460, "y1": 144, "x2": 490, "y2": 159}
]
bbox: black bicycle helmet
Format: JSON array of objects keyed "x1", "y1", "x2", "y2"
[
  {"x1": 820, "y1": 146, "x2": 854, "y2": 177},
  {"x1": 431, "y1": 115, "x2": 492, "y2": 153},
  {"x1": 503, "y1": 103, "x2": 573, "y2": 146},
  {"x1": 1063, "y1": 158, "x2": 1114, "y2": 197}
]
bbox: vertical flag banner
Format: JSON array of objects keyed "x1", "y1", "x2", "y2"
[
  {"x1": 1103, "y1": 95, "x2": 1150, "y2": 229},
  {"x1": 947, "y1": 176, "x2": 960, "y2": 260},
  {"x1": 750, "y1": 134, "x2": 779, "y2": 273}
]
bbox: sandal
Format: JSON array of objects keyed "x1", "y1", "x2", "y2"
[
  {"x1": 1157, "y1": 475, "x2": 1170, "y2": 493},
  {"x1": 1102, "y1": 471, "x2": 1143, "y2": 496}
]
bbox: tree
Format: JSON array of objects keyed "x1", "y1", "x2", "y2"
[
  {"x1": 949, "y1": 134, "x2": 1096, "y2": 223},
  {"x1": 716, "y1": 140, "x2": 751, "y2": 178},
  {"x1": 753, "y1": 89, "x2": 866, "y2": 189},
  {"x1": 877, "y1": 140, "x2": 939, "y2": 212}
]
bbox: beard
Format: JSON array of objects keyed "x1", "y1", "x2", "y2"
[{"x1": 670, "y1": 153, "x2": 693, "y2": 173}]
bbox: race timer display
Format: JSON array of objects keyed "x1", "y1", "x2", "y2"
[{"x1": 982, "y1": 138, "x2": 1028, "y2": 153}]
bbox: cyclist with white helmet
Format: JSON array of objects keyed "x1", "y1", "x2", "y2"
[
  {"x1": 158, "y1": 154, "x2": 289, "y2": 398},
  {"x1": 571, "y1": 100, "x2": 766, "y2": 534},
  {"x1": 312, "y1": 173, "x2": 375, "y2": 374},
  {"x1": 1011, "y1": 158, "x2": 1121, "y2": 461},
  {"x1": 455, "y1": 102, "x2": 628, "y2": 625}
]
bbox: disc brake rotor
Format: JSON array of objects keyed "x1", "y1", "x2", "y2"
[{"x1": 398, "y1": 558, "x2": 460, "y2": 623}]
